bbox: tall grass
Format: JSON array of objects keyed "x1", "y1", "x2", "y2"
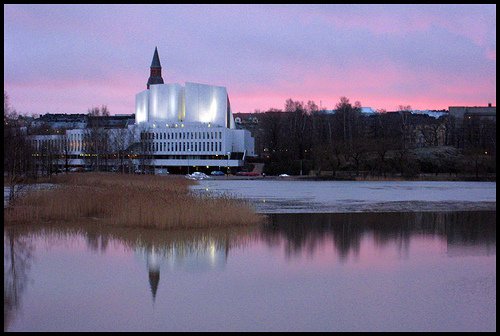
[{"x1": 4, "y1": 173, "x2": 265, "y2": 229}]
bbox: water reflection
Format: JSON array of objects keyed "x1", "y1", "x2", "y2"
[
  {"x1": 261, "y1": 211, "x2": 496, "y2": 261},
  {"x1": 3, "y1": 211, "x2": 496, "y2": 331},
  {"x1": 136, "y1": 238, "x2": 231, "y2": 303},
  {"x1": 4, "y1": 231, "x2": 35, "y2": 331},
  {"x1": 3, "y1": 224, "x2": 256, "y2": 310}
]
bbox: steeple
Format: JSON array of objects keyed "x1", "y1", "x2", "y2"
[
  {"x1": 147, "y1": 46, "x2": 164, "y2": 89},
  {"x1": 151, "y1": 46, "x2": 161, "y2": 68}
]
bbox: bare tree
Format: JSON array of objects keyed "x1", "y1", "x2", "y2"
[
  {"x1": 109, "y1": 127, "x2": 135, "y2": 173},
  {"x1": 138, "y1": 126, "x2": 153, "y2": 173},
  {"x1": 259, "y1": 109, "x2": 283, "y2": 157},
  {"x1": 83, "y1": 106, "x2": 111, "y2": 171},
  {"x1": 61, "y1": 134, "x2": 71, "y2": 172},
  {"x1": 4, "y1": 92, "x2": 36, "y2": 202},
  {"x1": 420, "y1": 121, "x2": 445, "y2": 147},
  {"x1": 348, "y1": 138, "x2": 368, "y2": 176},
  {"x1": 398, "y1": 105, "x2": 413, "y2": 150},
  {"x1": 284, "y1": 99, "x2": 314, "y2": 164},
  {"x1": 333, "y1": 97, "x2": 362, "y2": 151}
]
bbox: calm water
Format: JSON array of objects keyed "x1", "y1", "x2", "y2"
[{"x1": 4, "y1": 211, "x2": 496, "y2": 332}]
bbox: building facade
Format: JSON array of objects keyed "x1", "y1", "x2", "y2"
[
  {"x1": 449, "y1": 104, "x2": 496, "y2": 150},
  {"x1": 132, "y1": 47, "x2": 254, "y2": 173},
  {"x1": 449, "y1": 104, "x2": 496, "y2": 124}
]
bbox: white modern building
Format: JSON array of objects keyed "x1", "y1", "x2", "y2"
[{"x1": 132, "y1": 47, "x2": 255, "y2": 173}]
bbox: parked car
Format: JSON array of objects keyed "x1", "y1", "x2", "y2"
[
  {"x1": 186, "y1": 172, "x2": 210, "y2": 180},
  {"x1": 279, "y1": 173, "x2": 290, "y2": 177},
  {"x1": 155, "y1": 168, "x2": 169, "y2": 175},
  {"x1": 210, "y1": 170, "x2": 225, "y2": 176},
  {"x1": 134, "y1": 169, "x2": 145, "y2": 174}
]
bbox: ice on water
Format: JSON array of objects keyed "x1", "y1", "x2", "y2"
[{"x1": 191, "y1": 180, "x2": 496, "y2": 213}]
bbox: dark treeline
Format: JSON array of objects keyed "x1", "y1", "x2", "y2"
[
  {"x1": 4, "y1": 91, "x2": 497, "y2": 189},
  {"x1": 248, "y1": 97, "x2": 496, "y2": 179}
]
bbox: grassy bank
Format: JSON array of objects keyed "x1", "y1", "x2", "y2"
[{"x1": 4, "y1": 173, "x2": 265, "y2": 229}]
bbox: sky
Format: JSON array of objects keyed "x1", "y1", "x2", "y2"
[{"x1": 4, "y1": 4, "x2": 496, "y2": 116}]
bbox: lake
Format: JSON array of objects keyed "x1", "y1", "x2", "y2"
[{"x1": 4, "y1": 180, "x2": 496, "y2": 331}]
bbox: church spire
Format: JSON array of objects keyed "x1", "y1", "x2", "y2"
[{"x1": 147, "y1": 46, "x2": 164, "y2": 89}]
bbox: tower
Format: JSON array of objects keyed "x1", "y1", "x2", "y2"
[{"x1": 147, "y1": 47, "x2": 164, "y2": 89}]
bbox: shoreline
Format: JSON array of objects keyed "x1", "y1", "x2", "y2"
[
  {"x1": 5, "y1": 175, "x2": 496, "y2": 226},
  {"x1": 205, "y1": 174, "x2": 496, "y2": 182}
]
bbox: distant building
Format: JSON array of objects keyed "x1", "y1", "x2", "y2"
[
  {"x1": 31, "y1": 113, "x2": 88, "y2": 129},
  {"x1": 449, "y1": 104, "x2": 496, "y2": 150},
  {"x1": 449, "y1": 104, "x2": 496, "y2": 125}
]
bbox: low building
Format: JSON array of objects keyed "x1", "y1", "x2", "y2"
[{"x1": 449, "y1": 104, "x2": 496, "y2": 122}]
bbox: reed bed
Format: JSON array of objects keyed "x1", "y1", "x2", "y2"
[{"x1": 5, "y1": 173, "x2": 265, "y2": 229}]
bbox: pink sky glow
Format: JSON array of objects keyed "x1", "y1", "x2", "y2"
[{"x1": 4, "y1": 4, "x2": 496, "y2": 116}]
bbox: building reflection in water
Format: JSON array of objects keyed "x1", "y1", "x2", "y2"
[
  {"x1": 3, "y1": 210, "x2": 495, "y2": 324},
  {"x1": 136, "y1": 238, "x2": 230, "y2": 303},
  {"x1": 146, "y1": 246, "x2": 161, "y2": 302},
  {"x1": 136, "y1": 211, "x2": 495, "y2": 302}
]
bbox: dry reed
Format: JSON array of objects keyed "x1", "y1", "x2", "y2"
[{"x1": 5, "y1": 173, "x2": 265, "y2": 229}]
